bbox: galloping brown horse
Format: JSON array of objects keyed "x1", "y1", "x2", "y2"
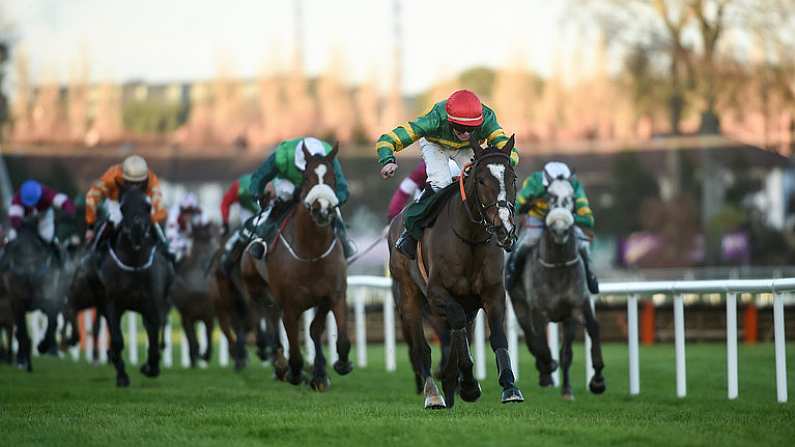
[
  {"x1": 241, "y1": 144, "x2": 352, "y2": 390},
  {"x1": 171, "y1": 222, "x2": 219, "y2": 367},
  {"x1": 388, "y1": 136, "x2": 523, "y2": 409}
]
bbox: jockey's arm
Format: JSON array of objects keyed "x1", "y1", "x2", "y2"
[
  {"x1": 375, "y1": 111, "x2": 436, "y2": 166},
  {"x1": 332, "y1": 158, "x2": 349, "y2": 205},
  {"x1": 85, "y1": 166, "x2": 118, "y2": 227},
  {"x1": 481, "y1": 111, "x2": 519, "y2": 166},
  {"x1": 219, "y1": 179, "x2": 241, "y2": 226},
  {"x1": 8, "y1": 193, "x2": 24, "y2": 229},
  {"x1": 249, "y1": 153, "x2": 278, "y2": 203},
  {"x1": 146, "y1": 172, "x2": 167, "y2": 224},
  {"x1": 515, "y1": 173, "x2": 544, "y2": 215},
  {"x1": 572, "y1": 178, "x2": 594, "y2": 229}
]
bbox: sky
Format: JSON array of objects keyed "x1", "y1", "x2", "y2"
[{"x1": 3, "y1": 0, "x2": 588, "y2": 95}]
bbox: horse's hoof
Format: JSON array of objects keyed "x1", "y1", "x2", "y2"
[
  {"x1": 286, "y1": 370, "x2": 304, "y2": 386},
  {"x1": 310, "y1": 376, "x2": 331, "y2": 392},
  {"x1": 37, "y1": 340, "x2": 52, "y2": 355},
  {"x1": 424, "y1": 394, "x2": 447, "y2": 410},
  {"x1": 562, "y1": 392, "x2": 575, "y2": 401},
  {"x1": 459, "y1": 379, "x2": 482, "y2": 402},
  {"x1": 549, "y1": 360, "x2": 559, "y2": 373},
  {"x1": 500, "y1": 386, "x2": 525, "y2": 404},
  {"x1": 17, "y1": 361, "x2": 32, "y2": 372},
  {"x1": 116, "y1": 374, "x2": 130, "y2": 388},
  {"x1": 140, "y1": 363, "x2": 160, "y2": 378},
  {"x1": 589, "y1": 377, "x2": 606, "y2": 394},
  {"x1": 333, "y1": 360, "x2": 353, "y2": 376},
  {"x1": 539, "y1": 374, "x2": 554, "y2": 388}
]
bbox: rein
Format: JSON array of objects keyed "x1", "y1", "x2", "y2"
[
  {"x1": 109, "y1": 244, "x2": 157, "y2": 272},
  {"x1": 273, "y1": 208, "x2": 338, "y2": 263},
  {"x1": 536, "y1": 253, "x2": 580, "y2": 269},
  {"x1": 452, "y1": 151, "x2": 515, "y2": 246}
]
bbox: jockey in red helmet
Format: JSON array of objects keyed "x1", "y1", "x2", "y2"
[{"x1": 376, "y1": 89, "x2": 519, "y2": 259}]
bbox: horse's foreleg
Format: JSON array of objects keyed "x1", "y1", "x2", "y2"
[
  {"x1": 202, "y1": 317, "x2": 214, "y2": 363},
  {"x1": 13, "y1": 306, "x2": 31, "y2": 372},
  {"x1": 331, "y1": 293, "x2": 353, "y2": 376},
  {"x1": 430, "y1": 287, "x2": 468, "y2": 409},
  {"x1": 182, "y1": 316, "x2": 199, "y2": 368},
  {"x1": 529, "y1": 312, "x2": 556, "y2": 387},
  {"x1": 560, "y1": 318, "x2": 576, "y2": 400},
  {"x1": 483, "y1": 294, "x2": 524, "y2": 404},
  {"x1": 38, "y1": 310, "x2": 58, "y2": 356},
  {"x1": 583, "y1": 300, "x2": 606, "y2": 394},
  {"x1": 92, "y1": 312, "x2": 102, "y2": 363},
  {"x1": 104, "y1": 304, "x2": 128, "y2": 387},
  {"x1": 309, "y1": 304, "x2": 330, "y2": 391},
  {"x1": 282, "y1": 311, "x2": 303, "y2": 385},
  {"x1": 140, "y1": 312, "x2": 161, "y2": 378}
]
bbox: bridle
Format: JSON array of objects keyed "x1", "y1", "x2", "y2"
[{"x1": 454, "y1": 150, "x2": 517, "y2": 248}]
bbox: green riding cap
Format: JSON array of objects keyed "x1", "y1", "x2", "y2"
[{"x1": 249, "y1": 137, "x2": 349, "y2": 205}]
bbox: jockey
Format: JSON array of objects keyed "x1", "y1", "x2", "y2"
[
  {"x1": 504, "y1": 161, "x2": 599, "y2": 294},
  {"x1": 3, "y1": 179, "x2": 76, "y2": 265},
  {"x1": 220, "y1": 137, "x2": 352, "y2": 274},
  {"x1": 84, "y1": 155, "x2": 172, "y2": 260},
  {"x1": 377, "y1": 89, "x2": 519, "y2": 259},
  {"x1": 165, "y1": 192, "x2": 205, "y2": 262},
  {"x1": 220, "y1": 173, "x2": 258, "y2": 236}
]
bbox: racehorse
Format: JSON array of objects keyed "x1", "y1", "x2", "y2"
[
  {"x1": 97, "y1": 188, "x2": 174, "y2": 387},
  {"x1": 507, "y1": 176, "x2": 605, "y2": 400},
  {"x1": 241, "y1": 143, "x2": 352, "y2": 390},
  {"x1": 1, "y1": 218, "x2": 62, "y2": 371},
  {"x1": 388, "y1": 136, "x2": 523, "y2": 409},
  {"x1": 209, "y1": 235, "x2": 277, "y2": 371},
  {"x1": 171, "y1": 221, "x2": 219, "y2": 367}
]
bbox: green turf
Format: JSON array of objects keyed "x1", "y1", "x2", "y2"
[{"x1": 1, "y1": 342, "x2": 793, "y2": 447}]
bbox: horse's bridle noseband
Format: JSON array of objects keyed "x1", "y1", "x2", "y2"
[{"x1": 457, "y1": 151, "x2": 517, "y2": 247}]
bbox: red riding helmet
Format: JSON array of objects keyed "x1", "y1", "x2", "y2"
[{"x1": 446, "y1": 89, "x2": 484, "y2": 127}]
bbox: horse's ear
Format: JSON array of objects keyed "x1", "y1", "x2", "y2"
[
  {"x1": 301, "y1": 143, "x2": 312, "y2": 164},
  {"x1": 502, "y1": 134, "x2": 515, "y2": 156},
  {"x1": 470, "y1": 135, "x2": 483, "y2": 160},
  {"x1": 327, "y1": 142, "x2": 339, "y2": 160}
]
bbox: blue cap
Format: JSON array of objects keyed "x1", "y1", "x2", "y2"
[{"x1": 20, "y1": 180, "x2": 43, "y2": 207}]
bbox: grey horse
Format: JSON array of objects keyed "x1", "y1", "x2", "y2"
[{"x1": 508, "y1": 178, "x2": 606, "y2": 400}]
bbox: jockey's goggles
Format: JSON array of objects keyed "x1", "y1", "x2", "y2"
[{"x1": 451, "y1": 122, "x2": 479, "y2": 134}]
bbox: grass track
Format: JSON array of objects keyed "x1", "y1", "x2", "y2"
[{"x1": 1, "y1": 343, "x2": 793, "y2": 446}]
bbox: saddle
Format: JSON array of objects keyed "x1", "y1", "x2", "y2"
[{"x1": 403, "y1": 181, "x2": 459, "y2": 239}]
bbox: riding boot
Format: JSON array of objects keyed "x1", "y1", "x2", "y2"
[
  {"x1": 504, "y1": 242, "x2": 531, "y2": 291},
  {"x1": 395, "y1": 188, "x2": 434, "y2": 260},
  {"x1": 333, "y1": 209, "x2": 356, "y2": 259},
  {"x1": 221, "y1": 233, "x2": 246, "y2": 276},
  {"x1": 247, "y1": 206, "x2": 279, "y2": 261},
  {"x1": 580, "y1": 247, "x2": 599, "y2": 294}
]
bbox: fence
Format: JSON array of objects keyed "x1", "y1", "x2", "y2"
[{"x1": 14, "y1": 275, "x2": 791, "y2": 403}]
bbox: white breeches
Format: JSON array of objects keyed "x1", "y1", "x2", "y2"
[
  {"x1": 272, "y1": 177, "x2": 296, "y2": 201},
  {"x1": 420, "y1": 138, "x2": 472, "y2": 191}
]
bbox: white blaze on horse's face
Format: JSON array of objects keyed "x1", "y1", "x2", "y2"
[
  {"x1": 303, "y1": 161, "x2": 339, "y2": 224},
  {"x1": 546, "y1": 179, "x2": 575, "y2": 211},
  {"x1": 545, "y1": 179, "x2": 576, "y2": 244},
  {"x1": 487, "y1": 163, "x2": 513, "y2": 233}
]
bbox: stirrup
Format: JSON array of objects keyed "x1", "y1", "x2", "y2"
[
  {"x1": 247, "y1": 238, "x2": 267, "y2": 260},
  {"x1": 395, "y1": 232, "x2": 417, "y2": 260}
]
